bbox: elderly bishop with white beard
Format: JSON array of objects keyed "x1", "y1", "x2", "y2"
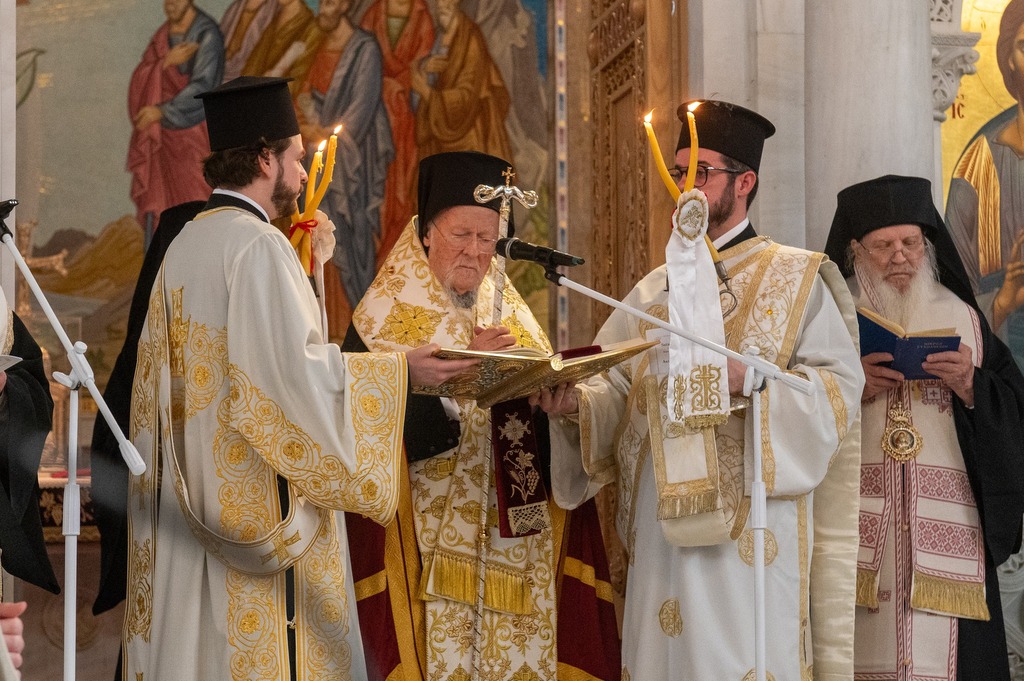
[{"x1": 824, "y1": 175, "x2": 1024, "y2": 681}]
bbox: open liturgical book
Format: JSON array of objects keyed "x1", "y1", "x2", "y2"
[
  {"x1": 414, "y1": 337, "x2": 658, "y2": 408},
  {"x1": 856, "y1": 307, "x2": 960, "y2": 380}
]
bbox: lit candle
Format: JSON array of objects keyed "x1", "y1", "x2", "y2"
[
  {"x1": 309, "y1": 124, "x2": 342, "y2": 216},
  {"x1": 683, "y1": 103, "x2": 700, "y2": 192},
  {"x1": 643, "y1": 110, "x2": 681, "y2": 201},
  {"x1": 303, "y1": 140, "x2": 326, "y2": 219}
]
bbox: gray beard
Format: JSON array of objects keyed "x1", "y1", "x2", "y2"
[
  {"x1": 858, "y1": 246, "x2": 940, "y2": 329},
  {"x1": 446, "y1": 287, "x2": 477, "y2": 310}
]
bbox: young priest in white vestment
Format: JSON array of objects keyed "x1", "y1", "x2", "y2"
[
  {"x1": 121, "y1": 76, "x2": 475, "y2": 681},
  {"x1": 537, "y1": 100, "x2": 865, "y2": 681}
]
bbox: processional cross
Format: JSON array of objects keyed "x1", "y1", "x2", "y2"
[{"x1": 474, "y1": 166, "x2": 538, "y2": 326}]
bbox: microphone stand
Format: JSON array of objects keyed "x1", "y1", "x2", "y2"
[
  {"x1": 0, "y1": 200, "x2": 146, "y2": 681},
  {"x1": 542, "y1": 264, "x2": 814, "y2": 681}
]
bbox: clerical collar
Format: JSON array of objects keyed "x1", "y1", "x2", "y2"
[
  {"x1": 712, "y1": 218, "x2": 750, "y2": 250},
  {"x1": 212, "y1": 188, "x2": 270, "y2": 223}
]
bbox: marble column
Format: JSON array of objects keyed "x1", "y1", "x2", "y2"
[
  {"x1": 805, "y1": 0, "x2": 934, "y2": 251},
  {"x1": 0, "y1": 0, "x2": 14, "y2": 296}
]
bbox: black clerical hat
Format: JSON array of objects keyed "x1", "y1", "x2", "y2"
[
  {"x1": 828, "y1": 175, "x2": 941, "y2": 245},
  {"x1": 196, "y1": 76, "x2": 300, "y2": 152},
  {"x1": 676, "y1": 99, "x2": 776, "y2": 172},
  {"x1": 417, "y1": 151, "x2": 515, "y2": 239},
  {"x1": 823, "y1": 174, "x2": 976, "y2": 310}
]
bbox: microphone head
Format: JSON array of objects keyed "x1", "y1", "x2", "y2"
[{"x1": 0, "y1": 199, "x2": 18, "y2": 221}]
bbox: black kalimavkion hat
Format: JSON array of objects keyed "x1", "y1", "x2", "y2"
[
  {"x1": 196, "y1": 76, "x2": 300, "y2": 152},
  {"x1": 417, "y1": 151, "x2": 516, "y2": 239},
  {"x1": 676, "y1": 99, "x2": 776, "y2": 172}
]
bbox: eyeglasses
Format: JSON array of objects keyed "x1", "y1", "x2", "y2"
[
  {"x1": 668, "y1": 165, "x2": 744, "y2": 188},
  {"x1": 857, "y1": 236, "x2": 926, "y2": 260},
  {"x1": 430, "y1": 224, "x2": 498, "y2": 254}
]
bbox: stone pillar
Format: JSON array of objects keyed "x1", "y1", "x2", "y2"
[
  {"x1": 0, "y1": 0, "x2": 14, "y2": 297},
  {"x1": 687, "y1": 0, "x2": 806, "y2": 247},
  {"x1": 805, "y1": 0, "x2": 933, "y2": 251}
]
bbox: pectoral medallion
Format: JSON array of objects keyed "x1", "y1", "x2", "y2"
[{"x1": 882, "y1": 406, "x2": 923, "y2": 462}]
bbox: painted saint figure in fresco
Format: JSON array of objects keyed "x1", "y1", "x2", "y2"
[
  {"x1": 946, "y1": 0, "x2": 1024, "y2": 370},
  {"x1": 360, "y1": 0, "x2": 435, "y2": 265},
  {"x1": 410, "y1": 0, "x2": 513, "y2": 162},
  {"x1": 220, "y1": 0, "x2": 277, "y2": 81},
  {"x1": 241, "y1": 0, "x2": 313, "y2": 78},
  {"x1": 293, "y1": 0, "x2": 393, "y2": 314},
  {"x1": 127, "y1": 0, "x2": 223, "y2": 240}
]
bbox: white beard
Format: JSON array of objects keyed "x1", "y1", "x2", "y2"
[{"x1": 856, "y1": 246, "x2": 940, "y2": 330}]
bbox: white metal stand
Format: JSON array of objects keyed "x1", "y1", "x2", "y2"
[
  {"x1": 0, "y1": 199, "x2": 146, "y2": 681},
  {"x1": 547, "y1": 268, "x2": 814, "y2": 681}
]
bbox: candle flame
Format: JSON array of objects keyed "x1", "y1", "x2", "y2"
[
  {"x1": 643, "y1": 110, "x2": 654, "y2": 124},
  {"x1": 317, "y1": 140, "x2": 327, "y2": 152},
  {"x1": 333, "y1": 124, "x2": 342, "y2": 134},
  {"x1": 687, "y1": 101, "x2": 701, "y2": 112}
]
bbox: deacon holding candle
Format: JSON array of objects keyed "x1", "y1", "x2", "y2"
[
  {"x1": 118, "y1": 76, "x2": 476, "y2": 681},
  {"x1": 538, "y1": 100, "x2": 865, "y2": 680}
]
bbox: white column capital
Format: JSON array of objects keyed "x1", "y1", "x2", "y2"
[{"x1": 931, "y1": 30, "x2": 980, "y2": 123}]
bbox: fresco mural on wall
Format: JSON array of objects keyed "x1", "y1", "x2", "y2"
[
  {"x1": 943, "y1": 0, "x2": 1024, "y2": 369},
  {"x1": 14, "y1": 0, "x2": 551, "y2": 403}
]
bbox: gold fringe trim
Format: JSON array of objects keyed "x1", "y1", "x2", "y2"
[
  {"x1": 856, "y1": 568, "x2": 879, "y2": 609},
  {"x1": 657, "y1": 491, "x2": 719, "y2": 520},
  {"x1": 911, "y1": 572, "x2": 990, "y2": 621},
  {"x1": 429, "y1": 551, "x2": 533, "y2": 615},
  {"x1": 683, "y1": 413, "x2": 730, "y2": 430}
]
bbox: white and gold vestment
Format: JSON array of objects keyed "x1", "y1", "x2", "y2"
[
  {"x1": 551, "y1": 236, "x2": 864, "y2": 681},
  {"x1": 124, "y1": 203, "x2": 407, "y2": 680}
]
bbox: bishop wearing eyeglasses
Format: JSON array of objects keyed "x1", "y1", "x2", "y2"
[
  {"x1": 824, "y1": 175, "x2": 1024, "y2": 681},
  {"x1": 340, "y1": 150, "x2": 621, "y2": 681}
]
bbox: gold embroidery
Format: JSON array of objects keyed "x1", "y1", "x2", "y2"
[
  {"x1": 125, "y1": 539, "x2": 153, "y2": 642},
  {"x1": 295, "y1": 522, "x2": 352, "y2": 678},
  {"x1": 184, "y1": 321, "x2": 228, "y2": 418},
  {"x1": 377, "y1": 300, "x2": 444, "y2": 346},
  {"x1": 820, "y1": 369, "x2": 848, "y2": 442},
  {"x1": 798, "y1": 496, "x2": 810, "y2": 673},
  {"x1": 737, "y1": 528, "x2": 779, "y2": 567},
  {"x1": 621, "y1": 667, "x2": 631, "y2": 681},
  {"x1": 658, "y1": 598, "x2": 683, "y2": 637},
  {"x1": 742, "y1": 671, "x2": 776, "y2": 681},
  {"x1": 169, "y1": 287, "x2": 189, "y2": 376},
  {"x1": 509, "y1": 663, "x2": 542, "y2": 681},
  {"x1": 502, "y1": 310, "x2": 539, "y2": 350},
  {"x1": 226, "y1": 570, "x2": 286, "y2": 681},
  {"x1": 260, "y1": 531, "x2": 301, "y2": 566},
  {"x1": 688, "y1": 363, "x2": 723, "y2": 413}
]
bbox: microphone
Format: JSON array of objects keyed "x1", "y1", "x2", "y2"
[
  {"x1": 0, "y1": 199, "x2": 17, "y2": 221},
  {"x1": 495, "y1": 237, "x2": 585, "y2": 267}
]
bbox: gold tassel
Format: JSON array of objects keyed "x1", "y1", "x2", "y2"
[
  {"x1": 856, "y1": 568, "x2": 879, "y2": 609},
  {"x1": 657, "y1": 491, "x2": 719, "y2": 520},
  {"x1": 428, "y1": 550, "x2": 533, "y2": 615},
  {"x1": 911, "y1": 572, "x2": 990, "y2": 621}
]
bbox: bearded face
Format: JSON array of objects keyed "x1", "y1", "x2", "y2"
[{"x1": 852, "y1": 224, "x2": 939, "y2": 328}]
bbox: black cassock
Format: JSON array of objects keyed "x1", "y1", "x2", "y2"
[
  {"x1": 0, "y1": 313, "x2": 59, "y2": 593},
  {"x1": 954, "y1": 312, "x2": 1024, "y2": 681}
]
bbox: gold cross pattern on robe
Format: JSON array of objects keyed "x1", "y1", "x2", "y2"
[{"x1": 260, "y1": 531, "x2": 302, "y2": 565}]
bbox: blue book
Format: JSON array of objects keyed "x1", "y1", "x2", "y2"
[{"x1": 856, "y1": 308, "x2": 960, "y2": 380}]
